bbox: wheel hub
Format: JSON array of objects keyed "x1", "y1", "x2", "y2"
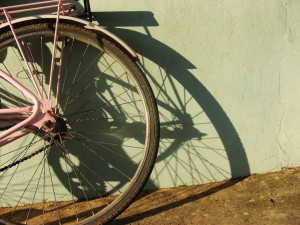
[{"x1": 42, "y1": 117, "x2": 67, "y2": 142}]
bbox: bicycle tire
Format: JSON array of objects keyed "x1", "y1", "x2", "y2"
[{"x1": 0, "y1": 20, "x2": 159, "y2": 224}]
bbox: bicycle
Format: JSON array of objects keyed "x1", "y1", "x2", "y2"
[{"x1": 0, "y1": 0, "x2": 159, "y2": 224}]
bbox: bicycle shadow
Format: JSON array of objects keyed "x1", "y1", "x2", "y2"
[
  {"x1": 92, "y1": 11, "x2": 251, "y2": 222},
  {"x1": 0, "y1": 1, "x2": 250, "y2": 222}
]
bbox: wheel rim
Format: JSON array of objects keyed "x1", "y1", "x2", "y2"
[{"x1": 0, "y1": 24, "x2": 158, "y2": 224}]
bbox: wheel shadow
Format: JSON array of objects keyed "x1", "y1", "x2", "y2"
[
  {"x1": 94, "y1": 11, "x2": 250, "y2": 179},
  {"x1": 92, "y1": 11, "x2": 251, "y2": 222},
  {"x1": 0, "y1": 1, "x2": 251, "y2": 222}
]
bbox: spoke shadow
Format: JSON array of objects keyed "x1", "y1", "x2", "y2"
[
  {"x1": 93, "y1": 11, "x2": 251, "y2": 222},
  {"x1": 95, "y1": 10, "x2": 250, "y2": 180},
  {"x1": 0, "y1": 1, "x2": 251, "y2": 222}
]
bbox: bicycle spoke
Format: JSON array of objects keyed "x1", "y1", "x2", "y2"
[
  {"x1": 60, "y1": 38, "x2": 74, "y2": 105},
  {"x1": 24, "y1": 41, "x2": 46, "y2": 97},
  {"x1": 11, "y1": 47, "x2": 36, "y2": 94},
  {"x1": 58, "y1": 139, "x2": 133, "y2": 184},
  {"x1": 0, "y1": 133, "x2": 39, "y2": 179},
  {"x1": 63, "y1": 44, "x2": 90, "y2": 111},
  {"x1": 56, "y1": 143, "x2": 96, "y2": 217},
  {"x1": 25, "y1": 152, "x2": 47, "y2": 224},
  {"x1": 0, "y1": 58, "x2": 29, "y2": 108},
  {"x1": 0, "y1": 139, "x2": 43, "y2": 159},
  {"x1": 10, "y1": 145, "x2": 49, "y2": 218},
  {"x1": 61, "y1": 51, "x2": 104, "y2": 104},
  {"x1": 67, "y1": 115, "x2": 142, "y2": 123},
  {"x1": 61, "y1": 58, "x2": 117, "y2": 112},
  {"x1": 67, "y1": 88, "x2": 136, "y2": 126},
  {"x1": 61, "y1": 146, "x2": 79, "y2": 222},
  {"x1": 0, "y1": 21, "x2": 158, "y2": 225},
  {"x1": 46, "y1": 150, "x2": 61, "y2": 224},
  {"x1": 56, "y1": 140, "x2": 119, "y2": 200},
  {"x1": 68, "y1": 131, "x2": 139, "y2": 164},
  {"x1": 63, "y1": 99, "x2": 142, "y2": 121}
]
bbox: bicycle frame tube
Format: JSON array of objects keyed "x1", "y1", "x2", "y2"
[
  {"x1": 0, "y1": 1, "x2": 71, "y2": 146},
  {"x1": 0, "y1": 1, "x2": 73, "y2": 99},
  {"x1": 0, "y1": 70, "x2": 40, "y2": 147},
  {"x1": 48, "y1": 1, "x2": 63, "y2": 100},
  {"x1": 0, "y1": 1, "x2": 74, "y2": 18},
  {"x1": 0, "y1": 0, "x2": 138, "y2": 147},
  {"x1": 2, "y1": 8, "x2": 45, "y2": 99},
  {"x1": 0, "y1": 69, "x2": 57, "y2": 146}
]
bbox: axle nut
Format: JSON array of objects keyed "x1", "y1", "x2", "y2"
[{"x1": 42, "y1": 120, "x2": 52, "y2": 130}]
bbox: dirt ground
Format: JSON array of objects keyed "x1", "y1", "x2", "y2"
[
  {"x1": 0, "y1": 167, "x2": 299, "y2": 224},
  {"x1": 109, "y1": 167, "x2": 300, "y2": 225}
]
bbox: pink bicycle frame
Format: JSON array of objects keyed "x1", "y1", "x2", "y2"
[{"x1": 0, "y1": 0, "x2": 75, "y2": 147}]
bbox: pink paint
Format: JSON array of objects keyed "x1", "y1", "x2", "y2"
[{"x1": 0, "y1": 1, "x2": 71, "y2": 146}]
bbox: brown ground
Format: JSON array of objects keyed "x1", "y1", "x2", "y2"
[
  {"x1": 1, "y1": 167, "x2": 299, "y2": 224},
  {"x1": 110, "y1": 167, "x2": 300, "y2": 225}
]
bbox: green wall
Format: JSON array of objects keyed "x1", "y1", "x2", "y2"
[
  {"x1": 87, "y1": 0, "x2": 300, "y2": 188},
  {"x1": 1, "y1": 0, "x2": 300, "y2": 191}
]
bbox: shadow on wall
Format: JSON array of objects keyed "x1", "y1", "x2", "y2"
[
  {"x1": 93, "y1": 11, "x2": 250, "y2": 187},
  {"x1": 0, "y1": 0, "x2": 250, "y2": 190},
  {"x1": 0, "y1": 1, "x2": 251, "y2": 221}
]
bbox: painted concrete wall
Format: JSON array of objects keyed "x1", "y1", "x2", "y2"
[
  {"x1": 1, "y1": 0, "x2": 300, "y2": 190},
  {"x1": 84, "y1": 0, "x2": 300, "y2": 188}
]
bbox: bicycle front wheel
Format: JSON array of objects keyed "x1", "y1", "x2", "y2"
[{"x1": 0, "y1": 20, "x2": 159, "y2": 224}]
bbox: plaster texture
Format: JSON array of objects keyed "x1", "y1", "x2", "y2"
[
  {"x1": 1, "y1": 0, "x2": 299, "y2": 191},
  {"x1": 88, "y1": 0, "x2": 300, "y2": 188}
]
